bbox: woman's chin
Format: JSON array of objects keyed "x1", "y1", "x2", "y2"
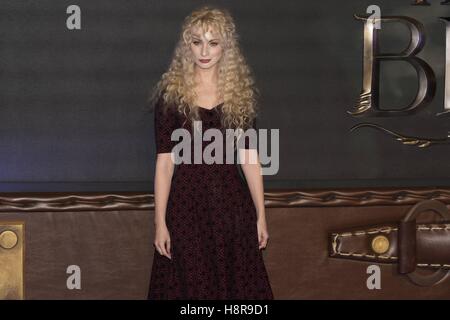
[{"x1": 195, "y1": 61, "x2": 216, "y2": 69}]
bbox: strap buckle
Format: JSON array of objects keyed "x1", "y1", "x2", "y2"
[{"x1": 400, "y1": 200, "x2": 450, "y2": 286}]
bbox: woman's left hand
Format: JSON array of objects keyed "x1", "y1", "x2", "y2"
[{"x1": 257, "y1": 218, "x2": 269, "y2": 250}]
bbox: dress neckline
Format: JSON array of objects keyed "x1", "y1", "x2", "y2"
[{"x1": 197, "y1": 102, "x2": 224, "y2": 111}]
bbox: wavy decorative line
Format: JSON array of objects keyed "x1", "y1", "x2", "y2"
[
  {"x1": 0, "y1": 193, "x2": 153, "y2": 212},
  {"x1": 0, "y1": 188, "x2": 450, "y2": 211},
  {"x1": 350, "y1": 122, "x2": 450, "y2": 148},
  {"x1": 264, "y1": 188, "x2": 450, "y2": 207}
]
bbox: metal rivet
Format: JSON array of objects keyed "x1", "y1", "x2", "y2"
[
  {"x1": 371, "y1": 235, "x2": 390, "y2": 254},
  {"x1": 0, "y1": 230, "x2": 18, "y2": 249}
]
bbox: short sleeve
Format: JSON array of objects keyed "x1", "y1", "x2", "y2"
[
  {"x1": 154, "y1": 96, "x2": 179, "y2": 154},
  {"x1": 242, "y1": 118, "x2": 258, "y2": 150}
]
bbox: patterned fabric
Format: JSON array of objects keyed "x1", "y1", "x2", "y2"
[{"x1": 148, "y1": 98, "x2": 274, "y2": 300}]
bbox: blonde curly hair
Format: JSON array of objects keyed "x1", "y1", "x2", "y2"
[{"x1": 148, "y1": 5, "x2": 259, "y2": 131}]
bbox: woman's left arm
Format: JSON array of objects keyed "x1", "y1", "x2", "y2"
[{"x1": 239, "y1": 148, "x2": 269, "y2": 250}]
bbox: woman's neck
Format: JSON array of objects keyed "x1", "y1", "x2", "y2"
[{"x1": 194, "y1": 65, "x2": 219, "y2": 86}]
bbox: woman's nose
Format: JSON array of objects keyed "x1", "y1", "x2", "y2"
[{"x1": 201, "y1": 44, "x2": 209, "y2": 56}]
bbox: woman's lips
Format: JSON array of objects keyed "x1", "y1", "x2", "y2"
[{"x1": 199, "y1": 59, "x2": 211, "y2": 63}]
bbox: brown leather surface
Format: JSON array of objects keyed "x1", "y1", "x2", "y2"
[
  {"x1": 266, "y1": 205, "x2": 450, "y2": 299},
  {"x1": 0, "y1": 188, "x2": 449, "y2": 299},
  {"x1": 0, "y1": 210, "x2": 152, "y2": 299}
]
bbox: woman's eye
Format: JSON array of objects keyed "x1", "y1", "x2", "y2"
[
  {"x1": 210, "y1": 42, "x2": 218, "y2": 47},
  {"x1": 193, "y1": 41, "x2": 200, "y2": 45}
]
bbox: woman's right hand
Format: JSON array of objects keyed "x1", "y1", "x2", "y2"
[{"x1": 154, "y1": 223, "x2": 172, "y2": 260}]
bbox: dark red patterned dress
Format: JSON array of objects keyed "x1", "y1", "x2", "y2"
[{"x1": 148, "y1": 97, "x2": 274, "y2": 300}]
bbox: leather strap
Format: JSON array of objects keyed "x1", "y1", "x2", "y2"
[
  {"x1": 329, "y1": 200, "x2": 450, "y2": 286},
  {"x1": 398, "y1": 219, "x2": 416, "y2": 273},
  {"x1": 329, "y1": 222, "x2": 450, "y2": 268}
]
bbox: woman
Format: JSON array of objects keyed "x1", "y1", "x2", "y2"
[{"x1": 148, "y1": 5, "x2": 273, "y2": 300}]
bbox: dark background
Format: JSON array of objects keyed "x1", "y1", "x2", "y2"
[{"x1": 1, "y1": 0, "x2": 449, "y2": 192}]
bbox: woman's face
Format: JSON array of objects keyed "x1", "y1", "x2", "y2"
[{"x1": 189, "y1": 26, "x2": 223, "y2": 69}]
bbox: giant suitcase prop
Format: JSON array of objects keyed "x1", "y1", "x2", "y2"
[{"x1": 0, "y1": 188, "x2": 449, "y2": 299}]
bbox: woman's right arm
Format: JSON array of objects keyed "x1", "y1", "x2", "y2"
[
  {"x1": 153, "y1": 93, "x2": 177, "y2": 259},
  {"x1": 154, "y1": 153, "x2": 175, "y2": 226},
  {"x1": 153, "y1": 153, "x2": 175, "y2": 259}
]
